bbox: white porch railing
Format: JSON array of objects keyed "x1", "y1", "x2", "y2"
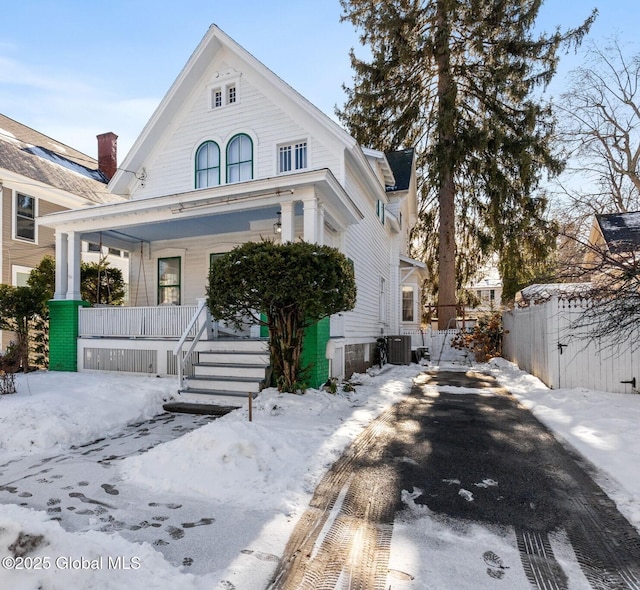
[
  {"x1": 173, "y1": 299, "x2": 210, "y2": 390},
  {"x1": 401, "y1": 327, "x2": 470, "y2": 363},
  {"x1": 79, "y1": 305, "x2": 200, "y2": 338}
]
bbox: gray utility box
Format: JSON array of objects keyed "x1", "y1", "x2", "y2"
[{"x1": 386, "y1": 335, "x2": 412, "y2": 365}]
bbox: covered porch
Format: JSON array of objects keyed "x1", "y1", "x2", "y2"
[{"x1": 40, "y1": 169, "x2": 362, "y2": 387}]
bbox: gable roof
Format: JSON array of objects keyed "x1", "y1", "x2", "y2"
[
  {"x1": 109, "y1": 24, "x2": 379, "y2": 197},
  {"x1": 0, "y1": 114, "x2": 119, "y2": 204},
  {"x1": 595, "y1": 211, "x2": 640, "y2": 253}
]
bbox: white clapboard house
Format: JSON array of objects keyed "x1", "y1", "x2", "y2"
[{"x1": 41, "y1": 25, "x2": 426, "y2": 400}]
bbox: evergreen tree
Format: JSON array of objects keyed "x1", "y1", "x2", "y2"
[
  {"x1": 207, "y1": 241, "x2": 356, "y2": 393},
  {"x1": 339, "y1": 0, "x2": 596, "y2": 322},
  {"x1": 0, "y1": 284, "x2": 48, "y2": 372},
  {"x1": 28, "y1": 255, "x2": 126, "y2": 306},
  {"x1": 80, "y1": 260, "x2": 126, "y2": 306}
]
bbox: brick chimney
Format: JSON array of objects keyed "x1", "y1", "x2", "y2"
[{"x1": 97, "y1": 132, "x2": 118, "y2": 181}]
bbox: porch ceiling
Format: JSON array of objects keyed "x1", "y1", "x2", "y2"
[{"x1": 83, "y1": 204, "x2": 285, "y2": 247}]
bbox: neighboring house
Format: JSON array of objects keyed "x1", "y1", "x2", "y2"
[
  {"x1": 585, "y1": 211, "x2": 640, "y2": 272},
  {"x1": 466, "y1": 265, "x2": 503, "y2": 314},
  {"x1": 0, "y1": 114, "x2": 125, "y2": 350},
  {"x1": 39, "y1": 25, "x2": 426, "y2": 395}
]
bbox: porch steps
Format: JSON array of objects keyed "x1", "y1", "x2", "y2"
[
  {"x1": 178, "y1": 338, "x2": 270, "y2": 403},
  {"x1": 163, "y1": 401, "x2": 238, "y2": 416},
  {"x1": 185, "y1": 375, "x2": 264, "y2": 393}
]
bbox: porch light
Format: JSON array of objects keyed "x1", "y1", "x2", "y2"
[{"x1": 274, "y1": 211, "x2": 282, "y2": 234}]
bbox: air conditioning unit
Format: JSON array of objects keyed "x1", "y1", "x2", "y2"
[{"x1": 386, "y1": 335, "x2": 412, "y2": 365}]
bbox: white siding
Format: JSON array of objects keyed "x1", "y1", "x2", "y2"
[
  {"x1": 130, "y1": 52, "x2": 341, "y2": 200},
  {"x1": 341, "y1": 163, "x2": 394, "y2": 341}
]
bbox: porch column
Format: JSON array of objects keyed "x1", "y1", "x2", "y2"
[
  {"x1": 54, "y1": 231, "x2": 68, "y2": 300},
  {"x1": 280, "y1": 201, "x2": 295, "y2": 243},
  {"x1": 302, "y1": 196, "x2": 319, "y2": 244},
  {"x1": 66, "y1": 231, "x2": 82, "y2": 300},
  {"x1": 317, "y1": 204, "x2": 325, "y2": 246},
  {"x1": 50, "y1": 230, "x2": 87, "y2": 372}
]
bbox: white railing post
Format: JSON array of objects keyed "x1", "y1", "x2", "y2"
[{"x1": 173, "y1": 300, "x2": 210, "y2": 391}]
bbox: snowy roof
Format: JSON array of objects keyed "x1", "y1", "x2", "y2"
[
  {"x1": 516, "y1": 282, "x2": 593, "y2": 304},
  {"x1": 596, "y1": 211, "x2": 640, "y2": 253},
  {"x1": 0, "y1": 114, "x2": 120, "y2": 204}
]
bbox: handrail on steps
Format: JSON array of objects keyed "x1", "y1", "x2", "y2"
[{"x1": 173, "y1": 298, "x2": 213, "y2": 390}]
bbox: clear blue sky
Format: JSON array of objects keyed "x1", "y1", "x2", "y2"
[{"x1": 0, "y1": 0, "x2": 636, "y2": 159}]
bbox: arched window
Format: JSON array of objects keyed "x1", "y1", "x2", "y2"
[
  {"x1": 226, "y1": 134, "x2": 253, "y2": 183},
  {"x1": 195, "y1": 141, "x2": 220, "y2": 188}
]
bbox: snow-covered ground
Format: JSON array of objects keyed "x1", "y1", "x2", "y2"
[{"x1": 0, "y1": 360, "x2": 638, "y2": 589}]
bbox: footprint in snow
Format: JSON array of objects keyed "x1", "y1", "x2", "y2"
[
  {"x1": 483, "y1": 550, "x2": 509, "y2": 579},
  {"x1": 167, "y1": 526, "x2": 184, "y2": 540},
  {"x1": 475, "y1": 479, "x2": 498, "y2": 488},
  {"x1": 458, "y1": 489, "x2": 474, "y2": 502},
  {"x1": 182, "y1": 517, "x2": 215, "y2": 528},
  {"x1": 241, "y1": 549, "x2": 280, "y2": 562},
  {"x1": 149, "y1": 502, "x2": 182, "y2": 509},
  {"x1": 101, "y1": 483, "x2": 119, "y2": 495}
]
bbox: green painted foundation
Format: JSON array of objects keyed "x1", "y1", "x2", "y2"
[
  {"x1": 300, "y1": 317, "x2": 330, "y2": 389},
  {"x1": 48, "y1": 300, "x2": 89, "y2": 372},
  {"x1": 260, "y1": 314, "x2": 329, "y2": 389}
]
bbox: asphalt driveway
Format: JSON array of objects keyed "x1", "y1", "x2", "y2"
[{"x1": 269, "y1": 369, "x2": 640, "y2": 589}]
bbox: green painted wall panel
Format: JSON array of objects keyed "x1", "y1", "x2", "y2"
[
  {"x1": 48, "y1": 300, "x2": 89, "y2": 372},
  {"x1": 301, "y1": 317, "x2": 330, "y2": 389}
]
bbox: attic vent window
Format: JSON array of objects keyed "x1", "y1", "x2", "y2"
[
  {"x1": 210, "y1": 82, "x2": 239, "y2": 109},
  {"x1": 278, "y1": 141, "x2": 307, "y2": 173}
]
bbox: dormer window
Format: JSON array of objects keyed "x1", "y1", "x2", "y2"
[
  {"x1": 278, "y1": 141, "x2": 307, "y2": 173},
  {"x1": 213, "y1": 90, "x2": 222, "y2": 108},
  {"x1": 228, "y1": 85, "x2": 236, "y2": 104}
]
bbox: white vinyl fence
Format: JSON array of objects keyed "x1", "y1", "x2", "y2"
[
  {"x1": 503, "y1": 296, "x2": 638, "y2": 394},
  {"x1": 401, "y1": 328, "x2": 471, "y2": 363}
]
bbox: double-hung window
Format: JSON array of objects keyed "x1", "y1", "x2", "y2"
[
  {"x1": 195, "y1": 141, "x2": 221, "y2": 188},
  {"x1": 226, "y1": 134, "x2": 253, "y2": 183},
  {"x1": 402, "y1": 286, "x2": 415, "y2": 322},
  {"x1": 16, "y1": 193, "x2": 35, "y2": 241},
  {"x1": 158, "y1": 257, "x2": 181, "y2": 305},
  {"x1": 278, "y1": 141, "x2": 307, "y2": 173}
]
